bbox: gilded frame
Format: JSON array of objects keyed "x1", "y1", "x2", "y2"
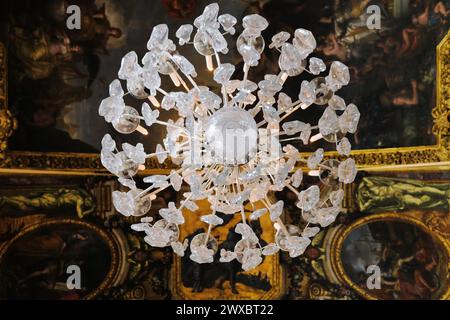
[
  {"x1": 0, "y1": 31, "x2": 449, "y2": 175},
  {"x1": 170, "y1": 198, "x2": 285, "y2": 300},
  {"x1": 170, "y1": 253, "x2": 285, "y2": 300},
  {"x1": 329, "y1": 212, "x2": 450, "y2": 300},
  {"x1": 0, "y1": 218, "x2": 120, "y2": 300}
]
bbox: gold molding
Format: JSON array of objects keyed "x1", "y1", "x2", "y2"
[
  {"x1": 0, "y1": 151, "x2": 177, "y2": 175},
  {"x1": 0, "y1": 42, "x2": 17, "y2": 159},
  {"x1": 0, "y1": 30, "x2": 448, "y2": 174},
  {"x1": 329, "y1": 213, "x2": 450, "y2": 300},
  {"x1": 0, "y1": 218, "x2": 120, "y2": 300}
]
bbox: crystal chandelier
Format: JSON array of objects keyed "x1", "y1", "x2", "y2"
[{"x1": 99, "y1": 3, "x2": 359, "y2": 271}]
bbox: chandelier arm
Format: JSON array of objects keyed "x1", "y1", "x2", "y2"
[
  {"x1": 277, "y1": 71, "x2": 288, "y2": 84},
  {"x1": 136, "y1": 186, "x2": 162, "y2": 202},
  {"x1": 300, "y1": 221, "x2": 311, "y2": 237},
  {"x1": 275, "y1": 217, "x2": 290, "y2": 236},
  {"x1": 286, "y1": 183, "x2": 300, "y2": 197},
  {"x1": 310, "y1": 132, "x2": 323, "y2": 143},
  {"x1": 145, "y1": 150, "x2": 169, "y2": 159},
  {"x1": 179, "y1": 194, "x2": 193, "y2": 211},
  {"x1": 250, "y1": 103, "x2": 262, "y2": 118},
  {"x1": 261, "y1": 197, "x2": 290, "y2": 237},
  {"x1": 256, "y1": 102, "x2": 307, "y2": 128},
  {"x1": 263, "y1": 168, "x2": 276, "y2": 185},
  {"x1": 205, "y1": 55, "x2": 214, "y2": 71},
  {"x1": 240, "y1": 207, "x2": 247, "y2": 225},
  {"x1": 227, "y1": 93, "x2": 240, "y2": 109},
  {"x1": 174, "y1": 70, "x2": 191, "y2": 92},
  {"x1": 186, "y1": 74, "x2": 200, "y2": 91},
  {"x1": 334, "y1": 133, "x2": 339, "y2": 149},
  {"x1": 235, "y1": 166, "x2": 242, "y2": 190},
  {"x1": 136, "y1": 167, "x2": 186, "y2": 201},
  {"x1": 238, "y1": 64, "x2": 250, "y2": 109},
  {"x1": 166, "y1": 55, "x2": 192, "y2": 92},
  {"x1": 287, "y1": 99, "x2": 301, "y2": 108},
  {"x1": 260, "y1": 198, "x2": 271, "y2": 209},
  {"x1": 279, "y1": 137, "x2": 300, "y2": 143},
  {"x1": 200, "y1": 166, "x2": 215, "y2": 189},
  {"x1": 212, "y1": 48, "x2": 229, "y2": 108},
  {"x1": 154, "y1": 120, "x2": 188, "y2": 132},
  {"x1": 202, "y1": 178, "x2": 214, "y2": 191},
  {"x1": 134, "y1": 186, "x2": 154, "y2": 200},
  {"x1": 213, "y1": 48, "x2": 222, "y2": 66},
  {"x1": 286, "y1": 103, "x2": 306, "y2": 122},
  {"x1": 157, "y1": 88, "x2": 169, "y2": 96},
  {"x1": 243, "y1": 64, "x2": 249, "y2": 83},
  {"x1": 148, "y1": 95, "x2": 160, "y2": 107},
  {"x1": 204, "y1": 224, "x2": 213, "y2": 245},
  {"x1": 123, "y1": 114, "x2": 144, "y2": 121},
  {"x1": 204, "y1": 189, "x2": 221, "y2": 245}
]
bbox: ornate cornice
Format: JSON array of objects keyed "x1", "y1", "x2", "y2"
[{"x1": 0, "y1": 151, "x2": 177, "y2": 174}]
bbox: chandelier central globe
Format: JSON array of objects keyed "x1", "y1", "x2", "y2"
[{"x1": 205, "y1": 107, "x2": 258, "y2": 165}]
